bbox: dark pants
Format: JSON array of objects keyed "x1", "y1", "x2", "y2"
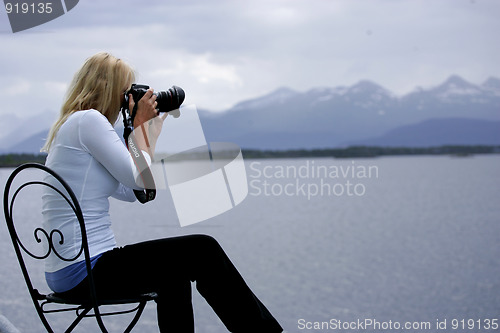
[{"x1": 58, "y1": 234, "x2": 283, "y2": 333}]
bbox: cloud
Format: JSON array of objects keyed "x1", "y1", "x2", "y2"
[
  {"x1": 4, "y1": 78, "x2": 31, "y2": 96},
  {"x1": 147, "y1": 52, "x2": 242, "y2": 86},
  {"x1": 1, "y1": 0, "x2": 499, "y2": 116}
]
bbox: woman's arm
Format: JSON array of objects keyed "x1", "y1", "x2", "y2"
[
  {"x1": 111, "y1": 183, "x2": 137, "y2": 202},
  {"x1": 78, "y1": 90, "x2": 165, "y2": 190},
  {"x1": 78, "y1": 110, "x2": 149, "y2": 190}
]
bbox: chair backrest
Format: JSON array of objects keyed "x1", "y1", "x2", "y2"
[{"x1": 3, "y1": 163, "x2": 100, "y2": 329}]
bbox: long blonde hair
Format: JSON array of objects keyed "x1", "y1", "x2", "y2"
[{"x1": 42, "y1": 52, "x2": 135, "y2": 152}]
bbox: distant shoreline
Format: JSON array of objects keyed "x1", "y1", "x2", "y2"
[
  {"x1": 0, "y1": 153, "x2": 47, "y2": 167},
  {"x1": 1, "y1": 145, "x2": 499, "y2": 167},
  {"x1": 241, "y1": 145, "x2": 500, "y2": 159}
]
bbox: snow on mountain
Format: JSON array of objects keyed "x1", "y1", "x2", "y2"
[
  {"x1": 4, "y1": 75, "x2": 500, "y2": 152},
  {"x1": 346, "y1": 80, "x2": 394, "y2": 98},
  {"x1": 431, "y1": 75, "x2": 484, "y2": 101},
  {"x1": 482, "y1": 77, "x2": 500, "y2": 96},
  {"x1": 232, "y1": 87, "x2": 297, "y2": 111},
  {"x1": 200, "y1": 75, "x2": 500, "y2": 149},
  {"x1": 308, "y1": 86, "x2": 349, "y2": 104}
]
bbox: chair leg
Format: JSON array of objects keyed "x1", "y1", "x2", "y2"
[
  {"x1": 123, "y1": 301, "x2": 147, "y2": 333},
  {"x1": 65, "y1": 306, "x2": 92, "y2": 333},
  {"x1": 95, "y1": 308, "x2": 109, "y2": 333},
  {"x1": 35, "y1": 304, "x2": 55, "y2": 333}
]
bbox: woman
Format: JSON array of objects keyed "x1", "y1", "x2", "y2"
[{"x1": 42, "y1": 52, "x2": 282, "y2": 333}]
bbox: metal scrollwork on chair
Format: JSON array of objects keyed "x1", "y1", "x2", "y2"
[{"x1": 3, "y1": 163, "x2": 157, "y2": 333}]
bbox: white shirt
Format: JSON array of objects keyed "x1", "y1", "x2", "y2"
[{"x1": 43, "y1": 109, "x2": 147, "y2": 273}]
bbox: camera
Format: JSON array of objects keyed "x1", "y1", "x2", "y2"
[
  {"x1": 124, "y1": 84, "x2": 185, "y2": 113},
  {"x1": 121, "y1": 83, "x2": 185, "y2": 204}
]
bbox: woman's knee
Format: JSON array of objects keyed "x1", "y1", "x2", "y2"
[{"x1": 190, "y1": 234, "x2": 223, "y2": 253}]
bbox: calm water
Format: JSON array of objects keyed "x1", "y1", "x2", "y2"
[{"x1": 1, "y1": 155, "x2": 499, "y2": 332}]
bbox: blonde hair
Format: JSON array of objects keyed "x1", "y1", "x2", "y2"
[{"x1": 42, "y1": 52, "x2": 135, "y2": 152}]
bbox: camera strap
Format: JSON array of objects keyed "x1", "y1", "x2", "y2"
[{"x1": 121, "y1": 104, "x2": 156, "y2": 204}]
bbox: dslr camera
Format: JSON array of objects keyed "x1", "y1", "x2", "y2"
[{"x1": 124, "y1": 84, "x2": 185, "y2": 113}]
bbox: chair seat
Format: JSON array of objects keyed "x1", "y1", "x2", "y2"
[{"x1": 44, "y1": 291, "x2": 158, "y2": 306}]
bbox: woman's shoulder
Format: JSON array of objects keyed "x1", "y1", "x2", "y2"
[
  {"x1": 60, "y1": 109, "x2": 111, "y2": 137},
  {"x1": 74, "y1": 109, "x2": 106, "y2": 120},
  {"x1": 64, "y1": 109, "x2": 102, "y2": 121},
  {"x1": 67, "y1": 109, "x2": 109, "y2": 127}
]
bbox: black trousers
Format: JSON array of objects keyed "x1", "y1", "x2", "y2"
[{"x1": 58, "y1": 234, "x2": 283, "y2": 333}]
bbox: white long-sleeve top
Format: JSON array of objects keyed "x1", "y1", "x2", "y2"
[{"x1": 43, "y1": 109, "x2": 148, "y2": 273}]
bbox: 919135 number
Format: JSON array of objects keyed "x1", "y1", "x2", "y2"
[
  {"x1": 5, "y1": 2, "x2": 53, "y2": 14},
  {"x1": 451, "y1": 319, "x2": 499, "y2": 330}
]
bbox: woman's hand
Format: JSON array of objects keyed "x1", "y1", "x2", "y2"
[
  {"x1": 130, "y1": 88, "x2": 158, "y2": 128},
  {"x1": 128, "y1": 88, "x2": 167, "y2": 157}
]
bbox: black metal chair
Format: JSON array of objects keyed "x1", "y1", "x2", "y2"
[{"x1": 3, "y1": 163, "x2": 157, "y2": 332}]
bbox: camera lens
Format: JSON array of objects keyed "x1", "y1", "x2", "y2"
[{"x1": 156, "y1": 86, "x2": 185, "y2": 112}]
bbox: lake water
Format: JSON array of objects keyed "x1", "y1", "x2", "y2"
[{"x1": 1, "y1": 155, "x2": 499, "y2": 332}]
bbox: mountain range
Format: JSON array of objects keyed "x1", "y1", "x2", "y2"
[{"x1": 1, "y1": 75, "x2": 499, "y2": 153}]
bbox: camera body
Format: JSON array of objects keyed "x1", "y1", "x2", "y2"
[{"x1": 124, "y1": 84, "x2": 185, "y2": 113}]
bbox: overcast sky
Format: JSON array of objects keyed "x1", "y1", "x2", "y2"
[{"x1": 1, "y1": 0, "x2": 499, "y2": 119}]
